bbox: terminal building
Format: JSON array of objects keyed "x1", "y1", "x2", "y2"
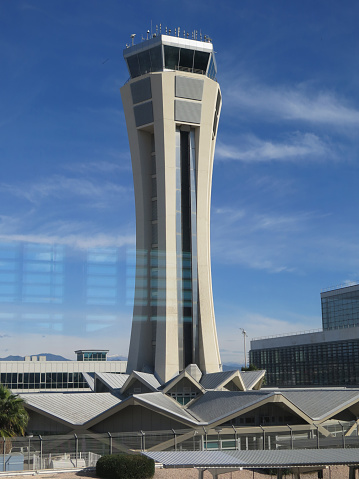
[
  {"x1": 250, "y1": 284, "x2": 359, "y2": 387},
  {"x1": 0, "y1": 350, "x2": 126, "y2": 392}
]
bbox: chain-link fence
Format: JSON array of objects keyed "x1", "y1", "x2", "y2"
[{"x1": 1, "y1": 421, "x2": 359, "y2": 473}]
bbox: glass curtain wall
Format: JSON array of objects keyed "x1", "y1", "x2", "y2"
[{"x1": 176, "y1": 128, "x2": 199, "y2": 369}]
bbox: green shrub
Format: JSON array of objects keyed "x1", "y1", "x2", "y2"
[{"x1": 96, "y1": 453, "x2": 155, "y2": 479}]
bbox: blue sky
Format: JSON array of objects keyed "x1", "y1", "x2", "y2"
[{"x1": 1, "y1": 0, "x2": 359, "y2": 363}]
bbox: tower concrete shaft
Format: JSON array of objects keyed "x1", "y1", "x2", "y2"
[{"x1": 121, "y1": 33, "x2": 222, "y2": 383}]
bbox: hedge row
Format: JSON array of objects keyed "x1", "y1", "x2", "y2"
[{"x1": 96, "y1": 453, "x2": 155, "y2": 479}]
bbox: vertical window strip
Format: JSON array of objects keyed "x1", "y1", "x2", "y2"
[
  {"x1": 175, "y1": 128, "x2": 184, "y2": 370},
  {"x1": 189, "y1": 129, "x2": 199, "y2": 364}
]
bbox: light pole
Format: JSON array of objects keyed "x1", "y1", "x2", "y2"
[{"x1": 240, "y1": 328, "x2": 248, "y2": 369}]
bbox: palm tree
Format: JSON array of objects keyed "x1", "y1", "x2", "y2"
[{"x1": 0, "y1": 384, "x2": 28, "y2": 445}]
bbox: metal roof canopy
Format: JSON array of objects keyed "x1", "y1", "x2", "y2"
[{"x1": 144, "y1": 448, "x2": 359, "y2": 469}]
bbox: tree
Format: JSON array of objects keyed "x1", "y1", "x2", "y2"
[
  {"x1": 241, "y1": 364, "x2": 259, "y2": 371},
  {"x1": 0, "y1": 384, "x2": 28, "y2": 438}
]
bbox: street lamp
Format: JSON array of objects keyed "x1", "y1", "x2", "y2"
[{"x1": 240, "y1": 328, "x2": 248, "y2": 369}]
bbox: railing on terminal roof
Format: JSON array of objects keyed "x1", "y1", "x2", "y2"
[
  {"x1": 252, "y1": 328, "x2": 322, "y2": 342},
  {"x1": 252, "y1": 321, "x2": 359, "y2": 341},
  {"x1": 175, "y1": 65, "x2": 206, "y2": 75},
  {"x1": 321, "y1": 281, "x2": 359, "y2": 293}
]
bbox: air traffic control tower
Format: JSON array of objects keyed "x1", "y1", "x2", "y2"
[{"x1": 121, "y1": 29, "x2": 222, "y2": 383}]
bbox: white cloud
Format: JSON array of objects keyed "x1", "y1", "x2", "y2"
[
  {"x1": 211, "y1": 206, "x2": 325, "y2": 273},
  {"x1": 218, "y1": 312, "x2": 319, "y2": 364},
  {"x1": 0, "y1": 175, "x2": 131, "y2": 206},
  {"x1": 224, "y1": 78, "x2": 359, "y2": 128},
  {"x1": 216, "y1": 132, "x2": 333, "y2": 162},
  {"x1": 63, "y1": 159, "x2": 131, "y2": 174},
  {"x1": 0, "y1": 232, "x2": 135, "y2": 250}
]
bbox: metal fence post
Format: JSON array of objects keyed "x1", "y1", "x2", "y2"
[
  {"x1": 140, "y1": 431, "x2": 145, "y2": 452},
  {"x1": 39, "y1": 435, "x2": 43, "y2": 470},
  {"x1": 232, "y1": 425, "x2": 238, "y2": 450},
  {"x1": 107, "y1": 432, "x2": 112, "y2": 455},
  {"x1": 171, "y1": 429, "x2": 176, "y2": 451},
  {"x1": 338, "y1": 421, "x2": 345, "y2": 448},
  {"x1": 215, "y1": 427, "x2": 222, "y2": 450},
  {"x1": 202, "y1": 427, "x2": 207, "y2": 451},
  {"x1": 287, "y1": 424, "x2": 293, "y2": 450},
  {"x1": 3, "y1": 437, "x2": 5, "y2": 472},
  {"x1": 28, "y1": 435, "x2": 33, "y2": 470},
  {"x1": 74, "y1": 434, "x2": 78, "y2": 467},
  {"x1": 314, "y1": 424, "x2": 320, "y2": 449},
  {"x1": 260, "y1": 425, "x2": 265, "y2": 450}
]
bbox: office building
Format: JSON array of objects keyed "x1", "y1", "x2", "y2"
[
  {"x1": 0, "y1": 350, "x2": 126, "y2": 392},
  {"x1": 121, "y1": 31, "x2": 222, "y2": 382},
  {"x1": 250, "y1": 284, "x2": 359, "y2": 387}
]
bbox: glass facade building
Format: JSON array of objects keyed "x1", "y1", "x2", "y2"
[
  {"x1": 250, "y1": 284, "x2": 359, "y2": 387},
  {"x1": 0, "y1": 371, "x2": 90, "y2": 390},
  {"x1": 321, "y1": 284, "x2": 359, "y2": 330},
  {"x1": 250, "y1": 337, "x2": 359, "y2": 387}
]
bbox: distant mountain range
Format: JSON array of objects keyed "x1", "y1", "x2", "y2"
[
  {"x1": 222, "y1": 362, "x2": 243, "y2": 371},
  {"x1": 0, "y1": 354, "x2": 243, "y2": 370},
  {"x1": 107, "y1": 355, "x2": 128, "y2": 361},
  {"x1": 0, "y1": 353, "x2": 69, "y2": 361}
]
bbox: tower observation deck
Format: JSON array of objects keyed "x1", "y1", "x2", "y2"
[{"x1": 121, "y1": 31, "x2": 222, "y2": 383}]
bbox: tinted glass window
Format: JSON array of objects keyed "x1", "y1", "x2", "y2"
[
  {"x1": 138, "y1": 50, "x2": 151, "y2": 75},
  {"x1": 127, "y1": 55, "x2": 140, "y2": 78},
  {"x1": 208, "y1": 56, "x2": 217, "y2": 79},
  {"x1": 164, "y1": 45, "x2": 179, "y2": 69},
  {"x1": 194, "y1": 51, "x2": 209, "y2": 73},
  {"x1": 149, "y1": 46, "x2": 163, "y2": 72},
  {"x1": 179, "y1": 48, "x2": 194, "y2": 69}
]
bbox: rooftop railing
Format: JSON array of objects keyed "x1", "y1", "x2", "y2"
[
  {"x1": 321, "y1": 281, "x2": 359, "y2": 293},
  {"x1": 252, "y1": 321, "x2": 359, "y2": 341}
]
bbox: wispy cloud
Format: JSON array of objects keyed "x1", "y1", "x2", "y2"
[
  {"x1": 223, "y1": 77, "x2": 359, "y2": 128},
  {"x1": 218, "y1": 312, "x2": 319, "y2": 363},
  {"x1": 211, "y1": 206, "x2": 325, "y2": 273},
  {"x1": 216, "y1": 132, "x2": 334, "y2": 162},
  {"x1": 0, "y1": 232, "x2": 135, "y2": 250},
  {"x1": 0, "y1": 175, "x2": 131, "y2": 207},
  {"x1": 63, "y1": 159, "x2": 131, "y2": 175},
  {"x1": 212, "y1": 202, "x2": 359, "y2": 274}
]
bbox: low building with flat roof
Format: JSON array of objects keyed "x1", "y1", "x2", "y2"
[{"x1": 0, "y1": 350, "x2": 126, "y2": 392}]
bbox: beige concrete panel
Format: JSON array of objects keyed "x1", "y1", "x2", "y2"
[
  {"x1": 194, "y1": 79, "x2": 221, "y2": 373},
  {"x1": 123, "y1": 66, "x2": 222, "y2": 380},
  {"x1": 120, "y1": 84, "x2": 147, "y2": 248},
  {"x1": 155, "y1": 312, "x2": 179, "y2": 382},
  {"x1": 152, "y1": 73, "x2": 180, "y2": 382},
  {"x1": 161, "y1": 71, "x2": 176, "y2": 121},
  {"x1": 121, "y1": 83, "x2": 154, "y2": 374}
]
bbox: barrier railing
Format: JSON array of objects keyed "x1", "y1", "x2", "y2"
[{"x1": 1, "y1": 421, "x2": 358, "y2": 473}]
